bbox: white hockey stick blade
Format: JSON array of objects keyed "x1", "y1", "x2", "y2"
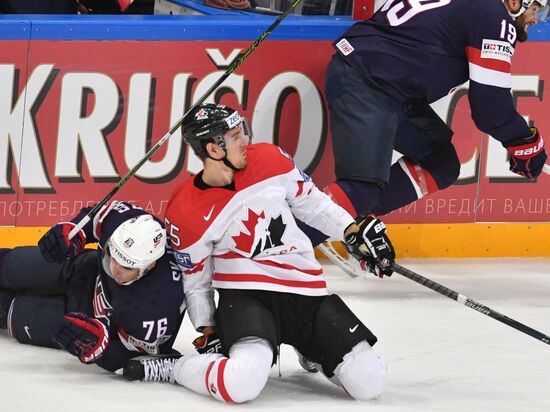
[
  {"x1": 317, "y1": 240, "x2": 362, "y2": 278},
  {"x1": 543, "y1": 164, "x2": 550, "y2": 174}
]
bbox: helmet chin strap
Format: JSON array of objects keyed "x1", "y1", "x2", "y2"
[
  {"x1": 207, "y1": 139, "x2": 243, "y2": 171},
  {"x1": 222, "y1": 156, "x2": 242, "y2": 171}
]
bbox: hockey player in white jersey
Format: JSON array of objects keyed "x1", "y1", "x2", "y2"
[{"x1": 123, "y1": 103, "x2": 395, "y2": 402}]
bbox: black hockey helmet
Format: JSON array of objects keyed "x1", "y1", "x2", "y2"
[{"x1": 182, "y1": 103, "x2": 242, "y2": 158}]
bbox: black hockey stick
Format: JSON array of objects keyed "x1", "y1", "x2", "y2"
[
  {"x1": 392, "y1": 262, "x2": 550, "y2": 346},
  {"x1": 69, "y1": 0, "x2": 303, "y2": 239}
]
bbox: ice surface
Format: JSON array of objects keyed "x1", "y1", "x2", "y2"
[{"x1": 2, "y1": 258, "x2": 549, "y2": 412}]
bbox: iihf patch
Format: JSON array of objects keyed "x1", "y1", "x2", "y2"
[
  {"x1": 174, "y1": 251, "x2": 193, "y2": 268},
  {"x1": 336, "y1": 38, "x2": 354, "y2": 56}
]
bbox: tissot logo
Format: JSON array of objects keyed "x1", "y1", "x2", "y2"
[
  {"x1": 481, "y1": 39, "x2": 514, "y2": 62},
  {"x1": 112, "y1": 247, "x2": 136, "y2": 266},
  {"x1": 483, "y1": 43, "x2": 513, "y2": 54}
]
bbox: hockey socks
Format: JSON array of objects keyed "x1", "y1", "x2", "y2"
[
  {"x1": 371, "y1": 157, "x2": 439, "y2": 216},
  {"x1": 174, "y1": 337, "x2": 272, "y2": 404}
]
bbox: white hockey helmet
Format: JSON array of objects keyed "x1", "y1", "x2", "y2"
[
  {"x1": 506, "y1": 0, "x2": 548, "y2": 18},
  {"x1": 108, "y1": 215, "x2": 166, "y2": 278}
]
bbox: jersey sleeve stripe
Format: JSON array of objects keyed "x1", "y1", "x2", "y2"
[
  {"x1": 466, "y1": 46, "x2": 511, "y2": 73},
  {"x1": 468, "y1": 62, "x2": 511, "y2": 88},
  {"x1": 215, "y1": 252, "x2": 323, "y2": 275},
  {"x1": 213, "y1": 272, "x2": 327, "y2": 289}
]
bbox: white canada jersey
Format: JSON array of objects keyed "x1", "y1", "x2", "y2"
[{"x1": 165, "y1": 143, "x2": 355, "y2": 329}]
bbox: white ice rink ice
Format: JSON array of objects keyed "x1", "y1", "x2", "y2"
[{"x1": 2, "y1": 258, "x2": 549, "y2": 412}]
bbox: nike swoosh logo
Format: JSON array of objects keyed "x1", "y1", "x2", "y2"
[
  {"x1": 24, "y1": 326, "x2": 32, "y2": 340},
  {"x1": 203, "y1": 205, "x2": 215, "y2": 221},
  {"x1": 349, "y1": 324, "x2": 359, "y2": 333}
]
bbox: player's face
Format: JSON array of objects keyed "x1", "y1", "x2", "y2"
[
  {"x1": 516, "y1": 3, "x2": 541, "y2": 42},
  {"x1": 109, "y1": 256, "x2": 140, "y2": 285},
  {"x1": 223, "y1": 125, "x2": 248, "y2": 169}
]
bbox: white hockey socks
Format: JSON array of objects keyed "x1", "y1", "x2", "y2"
[{"x1": 174, "y1": 337, "x2": 273, "y2": 403}]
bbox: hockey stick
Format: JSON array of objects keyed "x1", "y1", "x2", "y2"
[
  {"x1": 318, "y1": 241, "x2": 359, "y2": 278},
  {"x1": 320, "y1": 243, "x2": 550, "y2": 344},
  {"x1": 391, "y1": 262, "x2": 550, "y2": 346},
  {"x1": 543, "y1": 164, "x2": 550, "y2": 174},
  {"x1": 68, "y1": 0, "x2": 303, "y2": 239}
]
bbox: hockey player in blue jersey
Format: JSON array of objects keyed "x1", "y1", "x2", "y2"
[
  {"x1": 0, "y1": 201, "x2": 185, "y2": 372},
  {"x1": 301, "y1": 0, "x2": 548, "y2": 276}
]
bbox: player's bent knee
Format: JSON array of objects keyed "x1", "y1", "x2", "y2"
[
  {"x1": 9, "y1": 295, "x2": 65, "y2": 348},
  {"x1": 225, "y1": 338, "x2": 272, "y2": 403},
  {"x1": 224, "y1": 365, "x2": 268, "y2": 403},
  {"x1": 206, "y1": 337, "x2": 273, "y2": 403},
  {"x1": 315, "y1": 294, "x2": 378, "y2": 375},
  {"x1": 422, "y1": 142, "x2": 460, "y2": 190},
  {"x1": 334, "y1": 340, "x2": 387, "y2": 401}
]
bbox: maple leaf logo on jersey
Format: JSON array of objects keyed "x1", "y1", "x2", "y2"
[{"x1": 231, "y1": 209, "x2": 286, "y2": 257}]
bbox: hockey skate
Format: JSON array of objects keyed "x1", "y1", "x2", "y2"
[
  {"x1": 294, "y1": 348, "x2": 318, "y2": 373},
  {"x1": 123, "y1": 354, "x2": 181, "y2": 383}
]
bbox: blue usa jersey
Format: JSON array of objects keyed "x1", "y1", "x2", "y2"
[
  {"x1": 335, "y1": 0, "x2": 531, "y2": 143},
  {"x1": 72, "y1": 201, "x2": 185, "y2": 371}
]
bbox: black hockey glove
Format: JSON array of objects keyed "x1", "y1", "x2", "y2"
[
  {"x1": 53, "y1": 312, "x2": 109, "y2": 364},
  {"x1": 503, "y1": 127, "x2": 546, "y2": 179},
  {"x1": 38, "y1": 222, "x2": 86, "y2": 263},
  {"x1": 344, "y1": 215, "x2": 395, "y2": 278},
  {"x1": 192, "y1": 333, "x2": 222, "y2": 355}
]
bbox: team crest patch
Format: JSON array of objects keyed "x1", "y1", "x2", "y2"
[
  {"x1": 481, "y1": 39, "x2": 514, "y2": 62},
  {"x1": 336, "y1": 38, "x2": 354, "y2": 56},
  {"x1": 153, "y1": 233, "x2": 163, "y2": 246},
  {"x1": 195, "y1": 108, "x2": 208, "y2": 120}
]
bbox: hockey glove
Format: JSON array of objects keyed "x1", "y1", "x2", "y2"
[
  {"x1": 504, "y1": 127, "x2": 546, "y2": 179},
  {"x1": 344, "y1": 215, "x2": 395, "y2": 278},
  {"x1": 53, "y1": 312, "x2": 109, "y2": 364},
  {"x1": 38, "y1": 222, "x2": 86, "y2": 263},
  {"x1": 192, "y1": 333, "x2": 222, "y2": 355}
]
